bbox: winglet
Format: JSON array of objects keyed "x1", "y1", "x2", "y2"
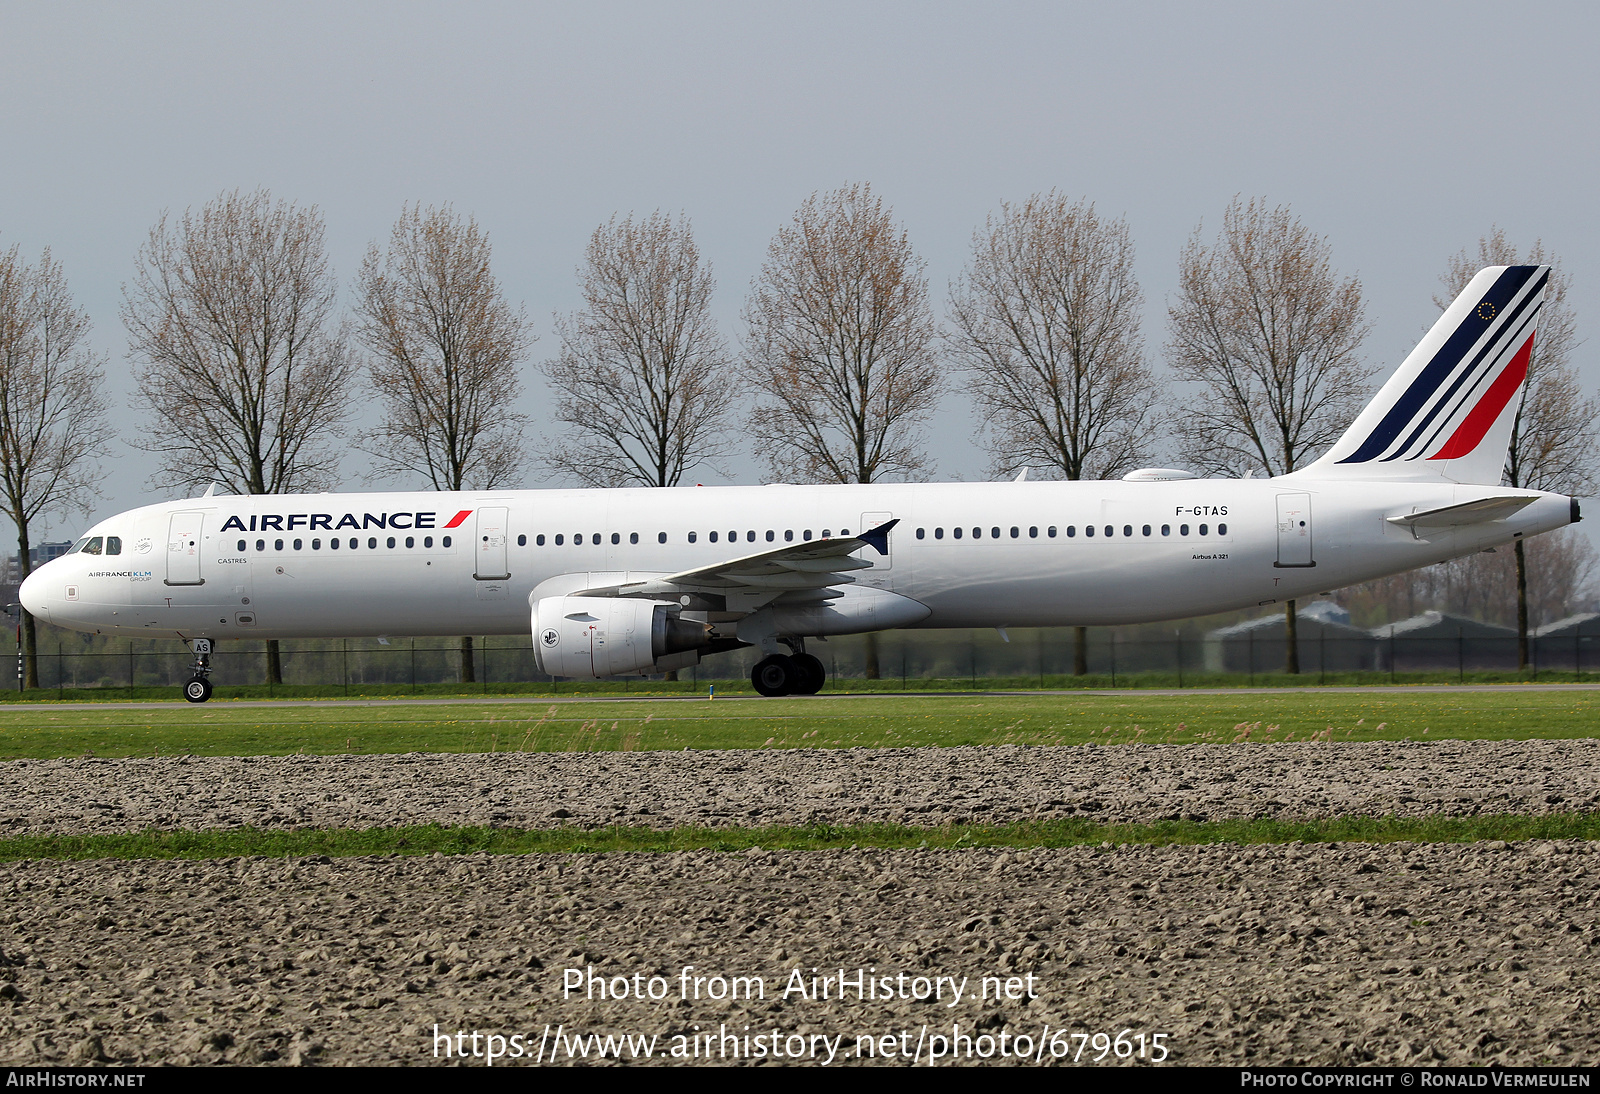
[{"x1": 858, "y1": 518, "x2": 899, "y2": 556}]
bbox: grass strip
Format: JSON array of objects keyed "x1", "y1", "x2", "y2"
[
  {"x1": 3, "y1": 670, "x2": 1598, "y2": 703},
  {"x1": 4, "y1": 690, "x2": 1600, "y2": 759},
  {"x1": 6, "y1": 814, "x2": 1599, "y2": 862}
]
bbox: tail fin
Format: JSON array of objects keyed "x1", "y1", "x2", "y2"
[{"x1": 1295, "y1": 265, "x2": 1549, "y2": 485}]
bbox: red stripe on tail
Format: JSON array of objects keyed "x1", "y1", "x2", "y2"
[{"x1": 1427, "y1": 334, "x2": 1534, "y2": 461}]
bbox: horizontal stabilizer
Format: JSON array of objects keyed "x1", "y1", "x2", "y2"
[{"x1": 1386, "y1": 495, "x2": 1537, "y2": 530}]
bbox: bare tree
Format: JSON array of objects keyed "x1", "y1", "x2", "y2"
[
  {"x1": 947, "y1": 193, "x2": 1156, "y2": 673},
  {"x1": 0, "y1": 245, "x2": 112, "y2": 688},
  {"x1": 355, "y1": 203, "x2": 535, "y2": 681},
  {"x1": 1168, "y1": 196, "x2": 1373, "y2": 672},
  {"x1": 744, "y1": 182, "x2": 942, "y2": 486},
  {"x1": 540, "y1": 212, "x2": 732, "y2": 487},
  {"x1": 743, "y1": 183, "x2": 942, "y2": 677},
  {"x1": 123, "y1": 189, "x2": 355, "y2": 684},
  {"x1": 1436, "y1": 229, "x2": 1599, "y2": 668},
  {"x1": 1338, "y1": 527, "x2": 1595, "y2": 635}
]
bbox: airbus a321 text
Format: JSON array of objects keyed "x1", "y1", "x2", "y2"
[{"x1": 20, "y1": 266, "x2": 1579, "y2": 701}]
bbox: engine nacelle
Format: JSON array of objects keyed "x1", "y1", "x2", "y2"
[{"x1": 532, "y1": 596, "x2": 711, "y2": 678}]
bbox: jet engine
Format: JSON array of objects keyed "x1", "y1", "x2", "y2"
[{"x1": 532, "y1": 596, "x2": 711, "y2": 678}]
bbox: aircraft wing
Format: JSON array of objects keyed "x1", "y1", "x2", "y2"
[
  {"x1": 570, "y1": 520, "x2": 898, "y2": 609},
  {"x1": 1385, "y1": 496, "x2": 1537, "y2": 531}
]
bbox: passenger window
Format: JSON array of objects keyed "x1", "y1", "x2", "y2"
[
  {"x1": 934, "y1": 527, "x2": 944, "y2": 539},
  {"x1": 536, "y1": 534, "x2": 545, "y2": 546},
  {"x1": 916, "y1": 528, "x2": 925, "y2": 539},
  {"x1": 387, "y1": 537, "x2": 396, "y2": 548},
  {"x1": 367, "y1": 537, "x2": 377, "y2": 549},
  {"x1": 424, "y1": 536, "x2": 434, "y2": 547},
  {"x1": 1142, "y1": 525, "x2": 1151, "y2": 537},
  {"x1": 555, "y1": 534, "x2": 563, "y2": 545},
  {"x1": 443, "y1": 536, "x2": 453, "y2": 548},
  {"x1": 709, "y1": 531, "x2": 719, "y2": 543},
  {"x1": 1219, "y1": 522, "x2": 1228, "y2": 535},
  {"x1": 294, "y1": 539, "x2": 303, "y2": 550},
  {"x1": 803, "y1": 530, "x2": 813, "y2": 541},
  {"x1": 821, "y1": 529, "x2": 831, "y2": 538},
  {"x1": 1123, "y1": 525, "x2": 1132, "y2": 537},
  {"x1": 1085, "y1": 526, "x2": 1095, "y2": 538},
  {"x1": 312, "y1": 538, "x2": 322, "y2": 550},
  {"x1": 1199, "y1": 524, "x2": 1209, "y2": 536},
  {"x1": 106, "y1": 537, "x2": 122, "y2": 555},
  {"x1": 1180, "y1": 524, "x2": 1189, "y2": 535},
  {"x1": 1066, "y1": 526, "x2": 1076, "y2": 538},
  {"x1": 972, "y1": 527, "x2": 981, "y2": 539},
  {"x1": 766, "y1": 530, "x2": 775, "y2": 542},
  {"x1": 659, "y1": 532, "x2": 668, "y2": 544},
  {"x1": 517, "y1": 534, "x2": 526, "y2": 546},
  {"x1": 1048, "y1": 526, "x2": 1057, "y2": 538},
  {"x1": 688, "y1": 531, "x2": 697, "y2": 543},
  {"x1": 1029, "y1": 526, "x2": 1038, "y2": 538},
  {"x1": 330, "y1": 538, "x2": 340, "y2": 550},
  {"x1": 406, "y1": 537, "x2": 415, "y2": 548},
  {"x1": 953, "y1": 527, "x2": 963, "y2": 539},
  {"x1": 1161, "y1": 525, "x2": 1170, "y2": 536},
  {"x1": 746, "y1": 531, "x2": 755, "y2": 542},
  {"x1": 630, "y1": 532, "x2": 639, "y2": 544},
  {"x1": 784, "y1": 530, "x2": 794, "y2": 542},
  {"x1": 611, "y1": 532, "x2": 620, "y2": 545},
  {"x1": 591, "y1": 532, "x2": 599, "y2": 543},
  {"x1": 1010, "y1": 526, "x2": 1019, "y2": 538},
  {"x1": 256, "y1": 539, "x2": 265, "y2": 551},
  {"x1": 236, "y1": 539, "x2": 246, "y2": 552},
  {"x1": 275, "y1": 539, "x2": 284, "y2": 551},
  {"x1": 990, "y1": 527, "x2": 1000, "y2": 538},
  {"x1": 1104, "y1": 525, "x2": 1113, "y2": 537}
]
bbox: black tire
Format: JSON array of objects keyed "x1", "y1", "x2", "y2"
[
  {"x1": 183, "y1": 677, "x2": 213, "y2": 704},
  {"x1": 792, "y1": 652, "x2": 826, "y2": 695},
  {"x1": 750, "y1": 655, "x2": 796, "y2": 697}
]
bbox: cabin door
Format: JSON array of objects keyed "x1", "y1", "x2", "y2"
[
  {"x1": 474, "y1": 507, "x2": 511, "y2": 580},
  {"x1": 164, "y1": 512, "x2": 205, "y2": 586},
  {"x1": 1275, "y1": 493, "x2": 1315, "y2": 568}
]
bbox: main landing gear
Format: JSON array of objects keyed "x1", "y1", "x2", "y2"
[
  {"x1": 182, "y1": 638, "x2": 214, "y2": 703},
  {"x1": 750, "y1": 651, "x2": 826, "y2": 697}
]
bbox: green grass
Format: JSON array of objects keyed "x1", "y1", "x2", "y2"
[
  {"x1": 5, "y1": 814, "x2": 1597, "y2": 862},
  {"x1": 3, "y1": 668, "x2": 1594, "y2": 703},
  {"x1": 0, "y1": 690, "x2": 1597, "y2": 760}
]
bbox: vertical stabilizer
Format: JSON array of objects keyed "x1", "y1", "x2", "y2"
[{"x1": 1293, "y1": 265, "x2": 1548, "y2": 485}]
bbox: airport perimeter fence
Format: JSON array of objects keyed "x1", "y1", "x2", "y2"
[{"x1": 0, "y1": 624, "x2": 1596, "y2": 695}]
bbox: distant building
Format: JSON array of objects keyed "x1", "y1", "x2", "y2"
[
  {"x1": 1204, "y1": 601, "x2": 1377, "y2": 673},
  {"x1": 1533, "y1": 614, "x2": 1600, "y2": 673},
  {"x1": 1371, "y1": 611, "x2": 1517, "y2": 672},
  {"x1": 1, "y1": 541, "x2": 73, "y2": 585}
]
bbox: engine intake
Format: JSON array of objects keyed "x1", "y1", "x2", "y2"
[{"x1": 532, "y1": 595, "x2": 711, "y2": 678}]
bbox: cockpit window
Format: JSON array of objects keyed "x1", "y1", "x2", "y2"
[
  {"x1": 69, "y1": 537, "x2": 90, "y2": 554},
  {"x1": 105, "y1": 536, "x2": 122, "y2": 556},
  {"x1": 82, "y1": 537, "x2": 103, "y2": 555}
]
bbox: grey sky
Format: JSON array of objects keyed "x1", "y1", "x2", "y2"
[{"x1": 2, "y1": 0, "x2": 1596, "y2": 539}]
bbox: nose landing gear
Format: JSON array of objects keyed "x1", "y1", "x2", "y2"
[{"x1": 182, "y1": 638, "x2": 214, "y2": 703}]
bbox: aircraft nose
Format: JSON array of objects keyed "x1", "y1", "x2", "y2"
[{"x1": 19, "y1": 568, "x2": 49, "y2": 621}]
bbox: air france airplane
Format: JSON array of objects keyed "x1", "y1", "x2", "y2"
[{"x1": 20, "y1": 266, "x2": 1579, "y2": 701}]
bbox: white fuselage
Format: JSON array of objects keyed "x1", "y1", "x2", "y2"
[{"x1": 19, "y1": 477, "x2": 1574, "y2": 645}]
